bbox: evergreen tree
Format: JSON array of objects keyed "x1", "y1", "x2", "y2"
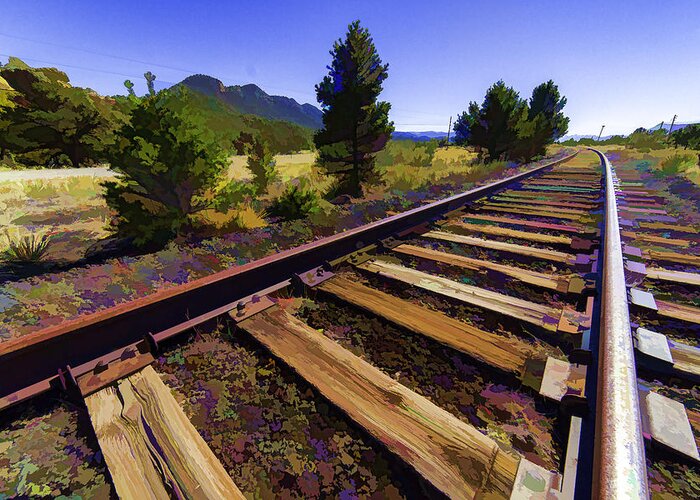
[
  {"x1": 314, "y1": 20, "x2": 394, "y2": 197},
  {"x1": 103, "y1": 87, "x2": 250, "y2": 247},
  {"x1": 528, "y1": 80, "x2": 569, "y2": 140},
  {"x1": 453, "y1": 81, "x2": 528, "y2": 161},
  {"x1": 234, "y1": 132, "x2": 276, "y2": 194},
  {"x1": 0, "y1": 57, "x2": 118, "y2": 167}
]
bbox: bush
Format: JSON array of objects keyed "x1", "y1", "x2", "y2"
[
  {"x1": 268, "y1": 181, "x2": 320, "y2": 221},
  {"x1": 660, "y1": 153, "x2": 696, "y2": 175},
  {"x1": 3, "y1": 231, "x2": 52, "y2": 263},
  {"x1": 234, "y1": 133, "x2": 277, "y2": 194},
  {"x1": 375, "y1": 140, "x2": 439, "y2": 168},
  {"x1": 103, "y1": 88, "x2": 252, "y2": 248}
]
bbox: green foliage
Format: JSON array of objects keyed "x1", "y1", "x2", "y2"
[
  {"x1": 103, "y1": 87, "x2": 252, "y2": 247},
  {"x1": 124, "y1": 79, "x2": 136, "y2": 97},
  {"x1": 375, "y1": 139, "x2": 439, "y2": 168},
  {"x1": 314, "y1": 20, "x2": 395, "y2": 197},
  {"x1": 0, "y1": 57, "x2": 122, "y2": 168},
  {"x1": 626, "y1": 128, "x2": 668, "y2": 151},
  {"x1": 454, "y1": 80, "x2": 568, "y2": 162},
  {"x1": 144, "y1": 71, "x2": 156, "y2": 96},
  {"x1": 234, "y1": 132, "x2": 277, "y2": 193},
  {"x1": 660, "y1": 153, "x2": 697, "y2": 175},
  {"x1": 3, "y1": 232, "x2": 52, "y2": 263},
  {"x1": 267, "y1": 181, "x2": 320, "y2": 220},
  {"x1": 671, "y1": 124, "x2": 700, "y2": 150},
  {"x1": 453, "y1": 81, "x2": 528, "y2": 161}
]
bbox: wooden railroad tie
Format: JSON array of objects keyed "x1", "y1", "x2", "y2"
[
  {"x1": 634, "y1": 327, "x2": 700, "y2": 381},
  {"x1": 392, "y1": 243, "x2": 589, "y2": 294},
  {"x1": 355, "y1": 258, "x2": 591, "y2": 336},
  {"x1": 78, "y1": 346, "x2": 244, "y2": 499},
  {"x1": 443, "y1": 220, "x2": 597, "y2": 251},
  {"x1": 629, "y1": 288, "x2": 700, "y2": 325},
  {"x1": 423, "y1": 230, "x2": 595, "y2": 271},
  {"x1": 237, "y1": 305, "x2": 562, "y2": 499},
  {"x1": 460, "y1": 213, "x2": 593, "y2": 235},
  {"x1": 476, "y1": 204, "x2": 594, "y2": 222},
  {"x1": 638, "y1": 384, "x2": 700, "y2": 464},
  {"x1": 644, "y1": 248, "x2": 700, "y2": 266},
  {"x1": 316, "y1": 276, "x2": 588, "y2": 411}
]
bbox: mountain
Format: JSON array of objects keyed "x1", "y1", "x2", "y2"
[
  {"x1": 648, "y1": 121, "x2": 699, "y2": 132},
  {"x1": 176, "y1": 74, "x2": 322, "y2": 129},
  {"x1": 558, "y1": 134, "x2": 613, "y2": 142},
  {"x1": 392, "y1": 131, "x2": 450, "y2": 142}
]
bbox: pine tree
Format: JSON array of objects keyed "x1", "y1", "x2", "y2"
[
  {"x1": 528, "y1": 80, "x2": 569, "y2": 141},
  {"x1": 314, "y1": 20, "x2": 394, "y2": 197},
  {"x1": 453, "y1": 81, "x2": 528, "y2": 161},
  {"x1": 0, "y1": 57, "x2": 117, "y2": 167}
]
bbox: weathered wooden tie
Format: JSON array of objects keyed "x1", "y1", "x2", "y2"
[
  {"x1": 318, "y1": 276, "x2": 587, "y2": 405},
  {"x1": 646, "y1": 268, "x2": 700, "y2": 286},
  {"x1": 645, "y1": 249, "x2": 700, "y2": 266},
  {"x1": 634, "y1": 327, "x2": 700, "y2": 380},
  {"x1": 446, "y1": 220, "x2": 573, "y2": 246},
  {"x1": 392, "y1": 243, "x2": 581, "y2": 293},
  {"x1": 477, "y1": 201, "x2": 589, "y2": 216},
  {"x1": 629, "y1": 288, "x2": 700, "y2": 325},
  {"x1": 318, "y1": 275, "x2": 537, "y2": 374},
  {"x1": 621, "y1": 231, "x2": 693, "y2": 248},
  {"x1": 238, "y1": 306, "x2": 559, "y2": 498},
  {"x1": 638, "y1": 385, "x2": 700, "y2": 463},
  {"x1": 424, "y1": 230, "x2": 578, "y2": 265},
  {"x1": 85, "y1": 365, "x2": 244, "y2": 499},
  {"x1": 357, "y1": 259, "x2": 589, "y2": 334},
  {"x1": 477, "y1": 205, "x2": 589, "y2": 221},
  {"x1": 639, "y1": 221, "x2": 698, "y2": 234},
  {"x1": 461, "y1": 213, "x2": 586, "y2": 234},
  {"x1": 492, "y1": 195, "x2": 597, "y2": 210}
]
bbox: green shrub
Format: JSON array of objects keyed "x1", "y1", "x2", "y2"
[
  {"x1": 660, "y1": 153, "x2": 696, "y2": 175},
  {"x1": 3, "y1": 232, "x2": 52, "y2": 263},
  {"x1": 376, "y1": 140, "x2": 439, "y2": 168},
  {"x1": 103, "y1": 88, "x2": 252, "y2": 248},
  {"x1": 22, "y1": 180, "x2": 60, "y2": 199},
  {"x1": 268, "y1": 181, "x2": 320, "y2": 221}
]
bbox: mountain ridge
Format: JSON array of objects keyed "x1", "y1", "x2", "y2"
[{"x1": 175, "y1": 74, "x2": 323, "y2": 129}]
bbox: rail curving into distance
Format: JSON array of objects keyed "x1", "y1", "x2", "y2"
[{"x1": 590, "y1": 148, "x2": 650, "y2": 499}]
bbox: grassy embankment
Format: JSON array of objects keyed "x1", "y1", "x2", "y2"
[{"x1": 0, "y1": 147, "x2": 483, "y2": 263}]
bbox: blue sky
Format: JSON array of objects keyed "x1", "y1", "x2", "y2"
[{"x1": 2, "y1": 1, "x2": 699, "y2": 135}]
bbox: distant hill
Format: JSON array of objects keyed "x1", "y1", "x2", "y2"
[
  {"x1": 558, "y1": 134, "x2": 613, "y2": 142},
  {"x1": 392, "y1": 131, "x2": 449, "y2": 142},
  {"x1": 176, "y1": 74, "x2": 322, "y2": 129},
  {"x1": 648, "y1": 121, "x2": 699, "y2": 132}
]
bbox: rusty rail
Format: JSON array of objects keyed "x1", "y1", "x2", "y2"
[
  {"x1": 591, "y1": 148, "x2": 649, "y2": 499},
  {"x1": 0, "y1": 152, "x2": 577, "y2": 411}
]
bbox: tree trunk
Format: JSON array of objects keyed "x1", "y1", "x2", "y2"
[{"x1": 69, "y1": 143, "x2": 81, "y2": 168}]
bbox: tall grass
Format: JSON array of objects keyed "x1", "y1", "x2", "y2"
[
  {"x1": 2, "y1": 231, "x2": 52, "y2": 263},
  {"x1": 660, "y1": 153, "x2": 696, "y2": 175}
]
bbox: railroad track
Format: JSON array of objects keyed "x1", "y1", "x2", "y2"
[{"x1": 1, "y1": 149, "x2": 698, "y2": 499}]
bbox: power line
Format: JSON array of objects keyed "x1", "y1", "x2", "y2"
[
  {"x1": 0, "y1": 52, "x2": 159, "y2": 82},
  {"x1": 0, "y1": 35, "x2": 458, "y2": 119},
  {"x1": 0, "y1": 32, "x2": 202, "y2": 75}
]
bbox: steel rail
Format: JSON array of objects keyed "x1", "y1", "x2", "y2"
[
  {"x1": 0, "y1": 152, "x2": 578, "y2": 410},
  {"x1": 591, "y1": 148, "x2": 649, "y2": 499}
]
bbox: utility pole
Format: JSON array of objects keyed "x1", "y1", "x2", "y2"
[
  {"x1": 658, "y1": 121, "x2": 664, "y2": 132},
  {"x1": 668, "y1": 114, "x2": 677, "y2": 134},
  {"x1": 445, "y1": 116, "x2": 452, "y2": 148},
  {"x1": 597, "y1": 125, "x2": 605, "y2": 141}
]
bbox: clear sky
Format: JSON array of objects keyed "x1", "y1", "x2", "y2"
[{"x1": 2, "y1": 0, "x2": 698, "y2": 135}]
